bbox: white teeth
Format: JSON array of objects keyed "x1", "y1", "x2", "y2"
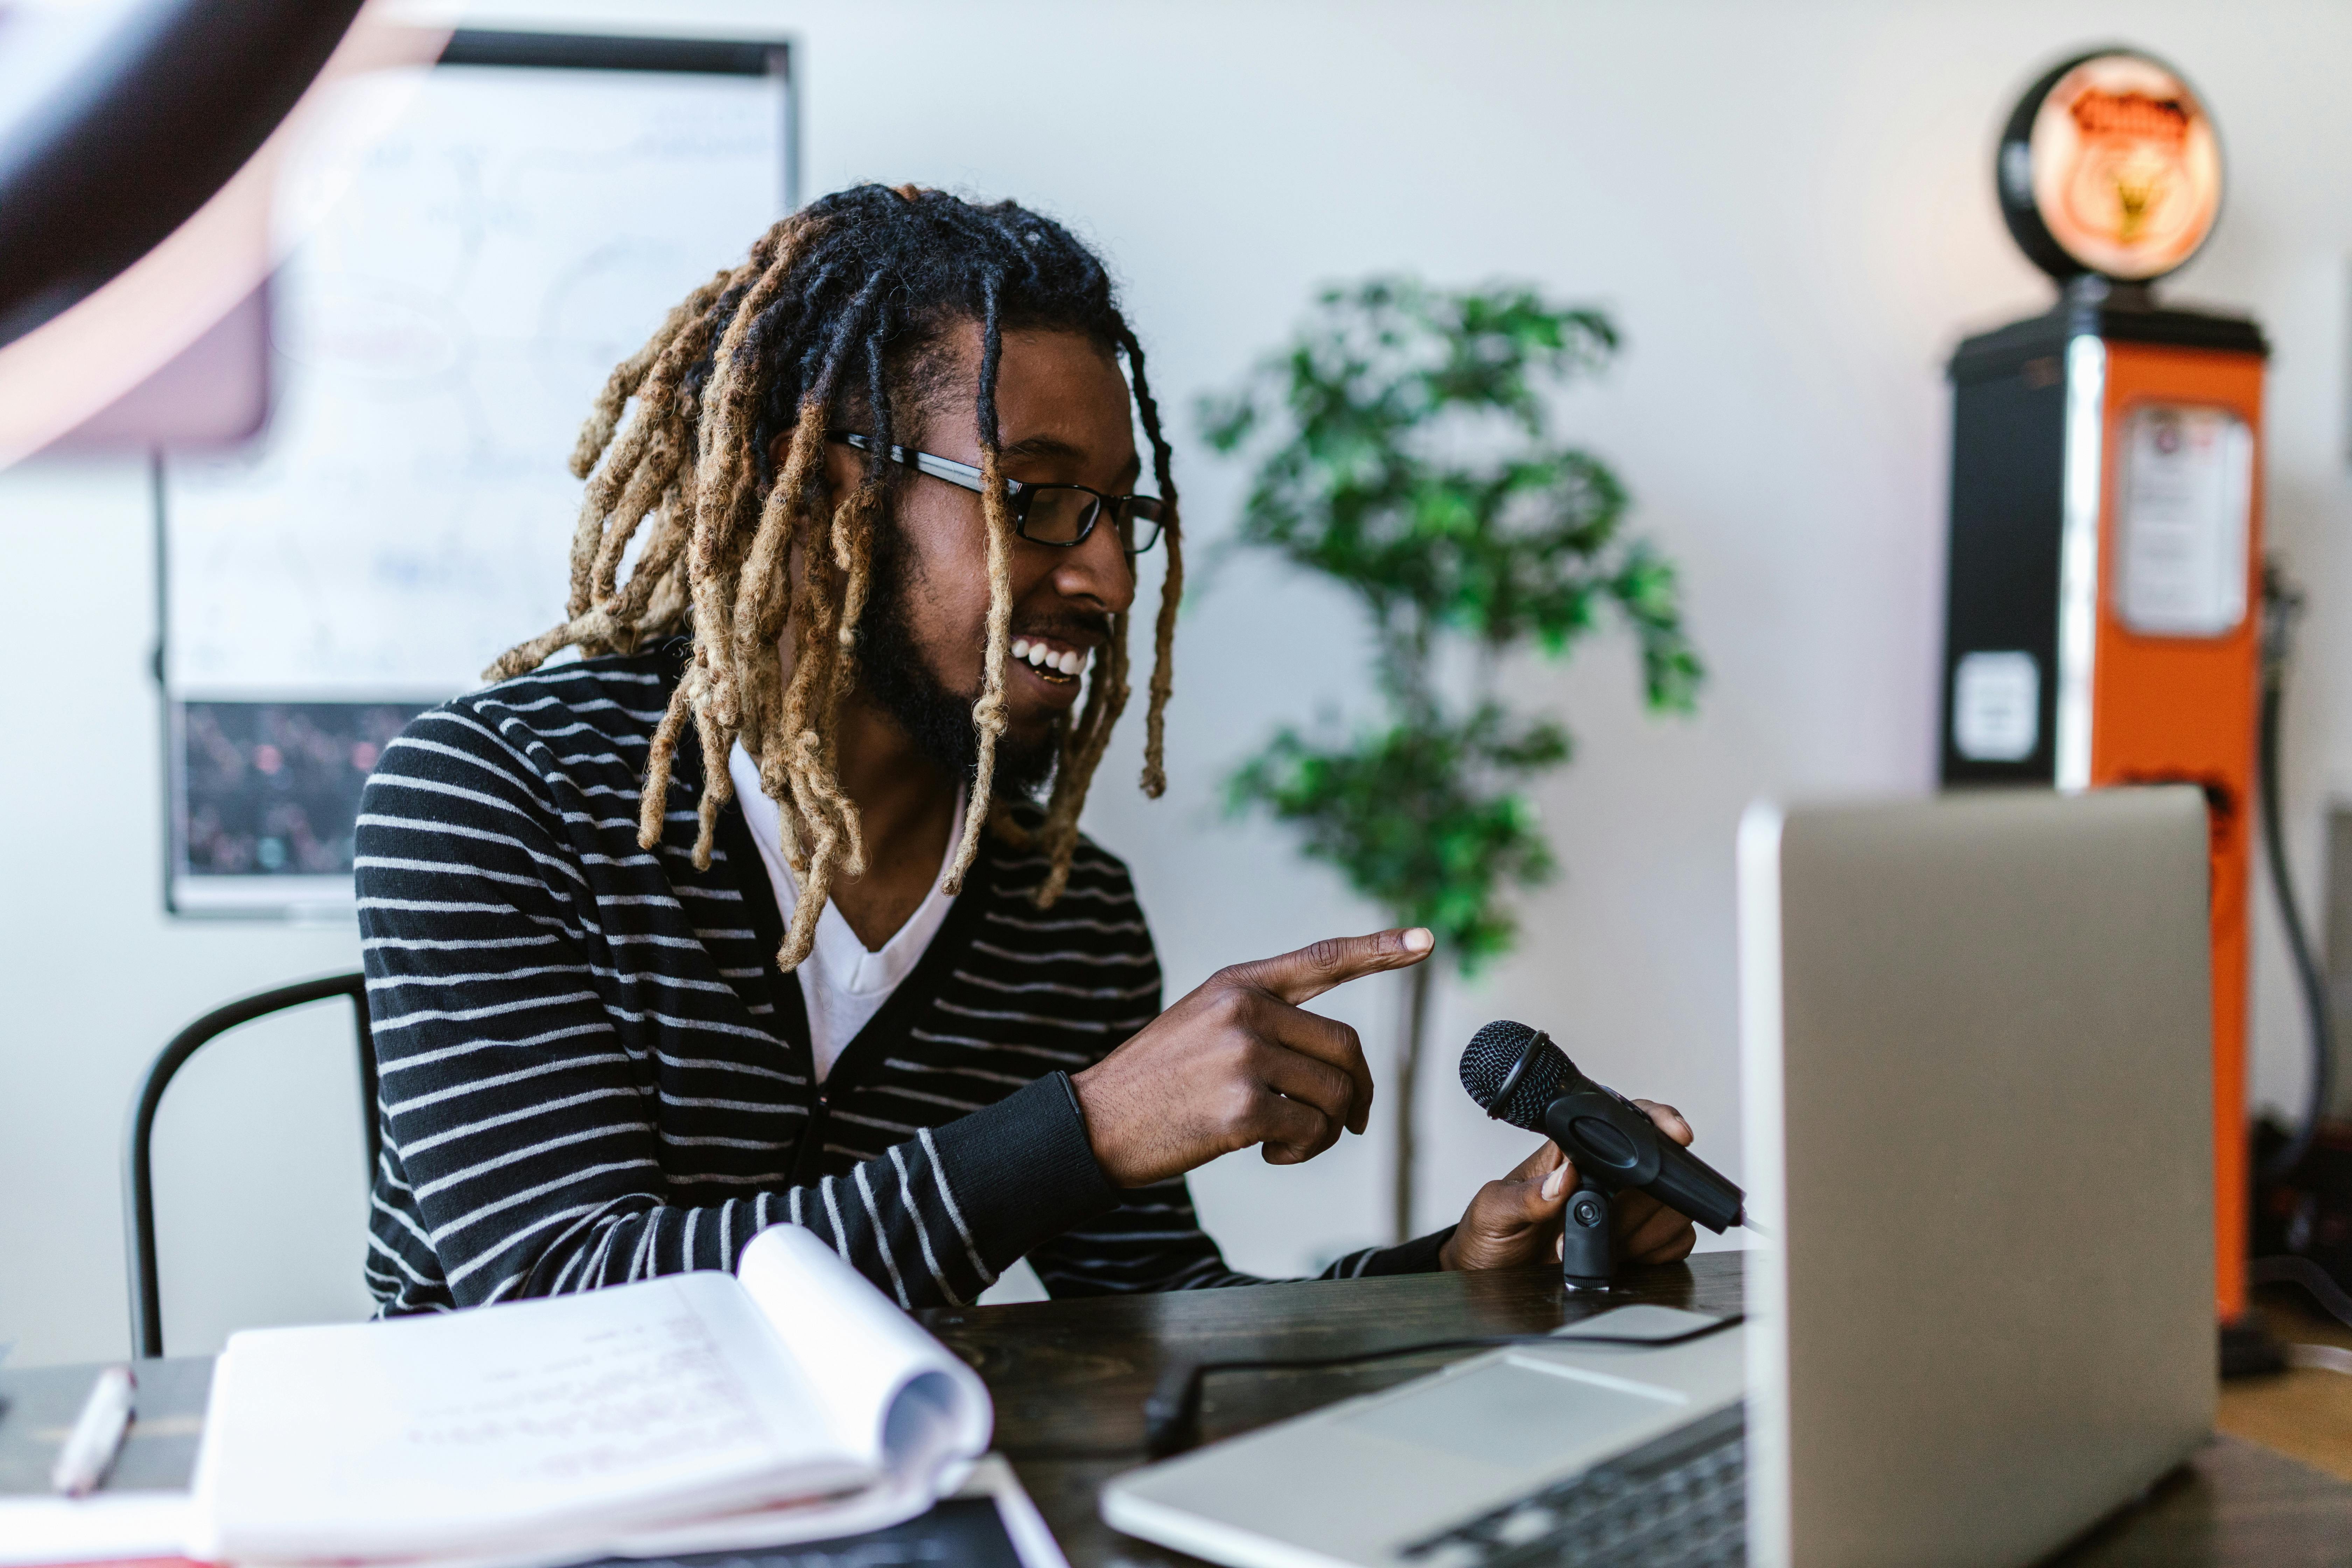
[{"x1": 1011, "y1": 639, "x2": 1088, "y2": 678}]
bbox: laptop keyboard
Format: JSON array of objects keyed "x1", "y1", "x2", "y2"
[{"x1": 1397, "y1": 1402, "x2": 1746, "y2": 1568}]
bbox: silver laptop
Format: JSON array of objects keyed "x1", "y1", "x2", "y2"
[{"x1": 1101, "y1": 787, "x2": 2215, "y2": 1568}]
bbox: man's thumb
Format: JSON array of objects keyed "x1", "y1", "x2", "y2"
[{"x1": 1491, "y1": 1154, "x2": 1576, "y2": 1227}]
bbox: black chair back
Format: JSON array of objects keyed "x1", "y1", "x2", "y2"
[{"x1": 123, "y1": 973, "x2": 379, "y2": 1357}]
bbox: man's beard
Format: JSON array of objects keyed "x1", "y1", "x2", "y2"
[{"x1": 854, "y1": 526, "x2": 1060, "y2": 801}]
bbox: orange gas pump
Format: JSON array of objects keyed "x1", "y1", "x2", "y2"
[{"x1": 1939, "y1": 50, "x2": 2266, "y2": 1322}]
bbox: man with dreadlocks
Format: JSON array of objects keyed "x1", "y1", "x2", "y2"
[{"x1": 356, "y1": 185, "x2": 1700, "y2": 1313}]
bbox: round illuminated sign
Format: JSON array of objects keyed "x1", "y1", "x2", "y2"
[{"x1": 1997, "y1": 50, "x2": 2223, "y2": 282}]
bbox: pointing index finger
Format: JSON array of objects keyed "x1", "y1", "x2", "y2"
[{"x1": 1233, "y1": 927, "x2": 1435, "y2": 1006}]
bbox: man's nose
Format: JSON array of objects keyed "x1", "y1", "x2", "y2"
[{"x1": 1048, "y1": 513, "x2": 1138, "y2": 613}]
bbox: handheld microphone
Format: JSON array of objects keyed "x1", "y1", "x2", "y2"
[{"x1": 1459, "y1": 1020, "x2": 1745, "y2": 1289}]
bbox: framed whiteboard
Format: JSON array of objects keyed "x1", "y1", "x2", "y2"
[{"x1": 158, "y1": 29, "x2": 794, "y2": 918}]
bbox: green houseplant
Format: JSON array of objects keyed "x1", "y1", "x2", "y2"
[{"x1": 1204, "y1": 278, "x2": 1701, "y2": 1240}]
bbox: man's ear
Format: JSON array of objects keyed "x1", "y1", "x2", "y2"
[
  {"x1": 766, "y1": 425, "x2": 862, "y2": 501},
  {"x1": 816, "y1": 430, "x2": 866, "y2": 500}
]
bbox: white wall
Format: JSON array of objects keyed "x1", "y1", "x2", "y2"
[{"x1": 7, "y1": 0, "x2": 2351, "y2": 1365}]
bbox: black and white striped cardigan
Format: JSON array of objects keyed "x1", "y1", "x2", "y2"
[{"x1": 355, "y1": 646, "x2": 1447, "y2": 1314}]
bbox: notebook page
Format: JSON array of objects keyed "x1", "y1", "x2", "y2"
[
  {"x1": 193, "y1": 1272, "x2": 870, "y2": 1562},
  {"x1": 0, "y1": 1493, "x2": 196, "y2": 1567},
  {"x1": 734, "y1": 1226, "x2": 992, "y2": 1482}
]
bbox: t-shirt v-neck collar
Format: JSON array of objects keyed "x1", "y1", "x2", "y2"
[{"x1": 727, "y1": 741, "x2": 964, "y2": 1078}]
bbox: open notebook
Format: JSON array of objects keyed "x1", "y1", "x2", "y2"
[{"x1": 188, "y1": 1226, "x2": 992, "y2": 1566}]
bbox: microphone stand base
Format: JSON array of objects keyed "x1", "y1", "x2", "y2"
[{"x1": 1559, "y1": 1179, "x2": 1617, "y2": 1293}]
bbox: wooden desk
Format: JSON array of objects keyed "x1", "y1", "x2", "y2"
[
  {"x1": 4, "y1": 1255, "x2": 2343, "y2": 1566},
  {"x1": 2218, "y1": 1285, "x2": 2352, "y2": 1483},
  {"x1": 916, "y1": 1252, "x2": 2352, "y2": 1568}
]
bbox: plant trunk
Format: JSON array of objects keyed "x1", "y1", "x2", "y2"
[{"x1": 1392, "y1": 960, "x2": 1434, "y2": 1243}]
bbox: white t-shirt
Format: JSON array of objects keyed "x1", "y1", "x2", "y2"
[{"x1": 727, "y1": 742, "x2": 963, "y2": 1082}]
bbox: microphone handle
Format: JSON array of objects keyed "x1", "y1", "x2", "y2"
[{"x1": 1646, "y1": 1140, "x2": 1745, "y2": 1235}]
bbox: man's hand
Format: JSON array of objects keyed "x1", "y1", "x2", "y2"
[
  {"x1": 1070, "y1": 928, "x2": 1434, "y2": 1187},
  {"x1": 1438, "y1": 1099, "x2": 1699, "y2": 1271}
]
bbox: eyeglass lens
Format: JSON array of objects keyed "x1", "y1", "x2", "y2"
[{"x1": 1019, "y1": 486, "x2": 1164, "y2": 553}]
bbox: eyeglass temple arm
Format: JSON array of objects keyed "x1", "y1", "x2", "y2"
[{"x1": 837, "y1": 431, "x2": 1001, "y2": 496}]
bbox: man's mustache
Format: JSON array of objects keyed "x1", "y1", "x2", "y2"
[{"x1": 1010, "y1": 612, "x2": 1113, "y2": 647}]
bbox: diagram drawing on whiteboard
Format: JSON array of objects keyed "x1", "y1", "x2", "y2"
[{"x1": 158, "y1": 30, "x2": 794, "y2": 917}]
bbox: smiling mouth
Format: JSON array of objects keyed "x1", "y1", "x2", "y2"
[{"x1": 1010, "y1": 635, "x2": 1090, "y2": 686}]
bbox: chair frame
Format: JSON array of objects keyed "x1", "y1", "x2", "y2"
[{"x1": 122, "y1": 972, "x2": 379, "y2": 1358}]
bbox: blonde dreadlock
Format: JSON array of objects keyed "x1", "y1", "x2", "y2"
[{"x1": 488, "y1": 186, "x2": 1182, "y2": 972}]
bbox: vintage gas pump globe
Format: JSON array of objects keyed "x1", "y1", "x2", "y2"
[{"x1": 1997, "y1": 51, "x2": 2225, "y2": 284}]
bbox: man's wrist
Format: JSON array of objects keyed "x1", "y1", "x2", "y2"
[
  {"x1": 1065, "y1": 1063, "x2": 1129, "y2": 1186},
  {"x1": 1063, "y1": 1068, "x2": 1106, "y2": 1159}
]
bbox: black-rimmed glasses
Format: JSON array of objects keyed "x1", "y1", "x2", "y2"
[{"x1": 831, "y1": 432, "x2": 1164, "y2": 555}]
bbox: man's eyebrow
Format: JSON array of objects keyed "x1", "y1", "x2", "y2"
[
  {"x1": 999, "y1": 433, "x2": 1143, "y2": 488},
  {"x1": 997, "y1": 434, "x2": 1089, "y2": 462}
]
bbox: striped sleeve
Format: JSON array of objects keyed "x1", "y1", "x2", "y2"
[
  {"x1": 1028, "y1": 1179, "x2": 1457, "y2": 1294},
  {"x1": 357, "y1": 700, "x2": 1116, "y2": 1311}
]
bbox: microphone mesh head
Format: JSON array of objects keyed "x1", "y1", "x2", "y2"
[{"x1": 1459, "y1": 1020, "x2": 1572, "y2": 1132}]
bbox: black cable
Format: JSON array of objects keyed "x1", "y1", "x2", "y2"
[
  {"x1": 1142, "y1": 1312, "x2": 1745, "y2": 1459},
  {"x1": 2250, "y1": 1255, "x2": 2352, "y2": 1332},
  {"x1": 2256, "y1": 561, "x2": 2334, "y2": 1184}
]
